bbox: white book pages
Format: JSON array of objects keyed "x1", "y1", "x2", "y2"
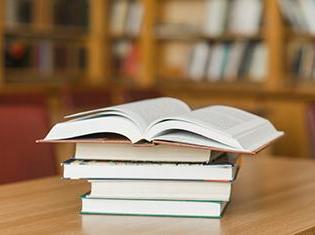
[
  {"x1": 43, "y1": 97, "x2": 283, "y2": 153},
  {"x1": 146, "y1": 105, "x2": 283, "y2": 152}
]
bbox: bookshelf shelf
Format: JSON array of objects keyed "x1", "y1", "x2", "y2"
[
  {"x1": 156, "y1": 33, "x2": 264, "y2": 43},
  {"x1": 5, "y1": 29, "x2": 88, "y2": 41},
  {"x1": 157, "y1": 78, "x2": 264, "y2": 92},
  {"x1": 287, "y1": 31, "x2": 315, "y2": 41},
  {"x1": 110, "y1": 33, "x2": 138, "y2": 41},
  {"x1": 158, "y1": 75, "x2": 263, "y2": 84}
]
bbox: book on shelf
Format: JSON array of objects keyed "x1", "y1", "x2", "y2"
[
  {"x1": 206, "y1": 43, "x2": 228, "y2": 81},
  {"x1": 110, "y1": 0, "x2": 143, "y2": 36},
  {"x1": 187, "y1": 42, "x2": 211, "y2": 81},
  {"x1": 279, "y1": 0, "x2": 315, "y2": 35},
  {"x1": 223, "y1": 42, "x2": 246, "y2": 81},
  {"x1": 227, "y1": 0, "x2": 262, "y2": 35},
  {"x1": 112, "y1": 40, "x2": 140, "y2": 78},
  {"x1": 42, "y1": 97, "x2": 283, "y2": 154},
  {"x1": 203, "y1": 0, "x2": 230, "y2": 37},
  {"x1": 125, "y1": 0, "x2": 144, "y2": 36},
  {"x1": 178, "y1": 41, "x2": 267, "y2": 82},
  {"x1": 288, "y1": 41, "x2": 315, "y2": 81},
  {"x1": 110, "y1": 0, "x2": 129, "y2": 35},
  {"x1": 249, "y1": 43, "x2": 268, "y2": 82},
  {"x1": 88, "y1": 179, "x2": 232, "y2": 201},
  {"x1": 157, "y1": 0, "x2": 262, "y2": 38},
  {"x1": 5, "y1": 0, "x2": 33, "y2": 27},
  {"x1": 81, "y1": 195, "x2": 228, "y2": 218},
  {"x1": 36, "y1": 40, "x2": 54, "y2": 75},
  {"x1": 4, "y1": 37, "x2": 87, "y2": 79}
]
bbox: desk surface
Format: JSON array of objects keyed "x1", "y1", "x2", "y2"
[{"x1": 1, "y1": 156, "x2": 315, "y2": 235}]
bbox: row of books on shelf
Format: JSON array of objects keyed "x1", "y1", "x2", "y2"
[
  {"x1": 162, "y1": 41, "x2": 267, "y2": 82},
  {"x1": 40, "y1": 97, "x2": 283, "y2": 218},
  {"x1": 5, "y1": 38, "x2": 86, "y2": 74},
  {"x1": 157, "y1": 0, "x2": 262, "y2": 38},
  {"x1": 279, "y1": 0, "x2": 315, "y2": 35},
  {"x1": 5, "y1": 0, "x2": 88, "y2": 29},
  {"x1": 111, "y1": 39, "x2": 267, "y2": 82},
  {"x1": 289, "y1": 42, "x2": 315, "y2": 81},
  {"x1": 110, "y1": 0, "x2": 262, "y2": 38},
  {"x1": 110, "y1": 0, "x2": 143, "y2": 37}
]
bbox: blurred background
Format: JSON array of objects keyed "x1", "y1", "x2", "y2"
[{"x1": 0, "y1": 0, "x2": 314, "y2": 184}]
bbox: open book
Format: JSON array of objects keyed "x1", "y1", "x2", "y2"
[{"x1": 43, "y1": 97, "x2": 283, "y2": 154}]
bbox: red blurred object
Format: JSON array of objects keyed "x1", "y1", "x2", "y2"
[
  {"x1": 0, "y1": 91, "x2": 48, "y2": 106},
  {"x1": 10, "y1": 42, "x2": 26, "y2": 59},
  {"x1": 121, "y1": 44, "x2": 140, "y2": 78},
  {"x1": 60, "y1": 86, "x2": 112, "y2": 113},
  {"x1": 0, "y1": 105, "x2": 56, "y2": 184},
  {"x1": 122, "y1": 88, "x2": 163, "y2": 103}
]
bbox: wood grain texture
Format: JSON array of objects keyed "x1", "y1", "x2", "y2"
[{"x1": 0, "y1": 156, "x2": 315, "y2": 235}]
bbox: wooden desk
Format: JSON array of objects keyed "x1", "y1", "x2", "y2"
[{"x1": 1, "y1": 156, "x2": 315, "y2": 235}]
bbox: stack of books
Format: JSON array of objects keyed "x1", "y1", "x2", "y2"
[{"x1": 40, "y1": 97, "x2": 283, "y2": 218}]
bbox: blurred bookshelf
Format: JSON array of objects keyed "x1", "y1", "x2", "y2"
[
  {"x1": 279, "y1": 0, "x2": 315, "y2": 85},
  {"x1": 0, "y1": 0, "x2": 295, "y2": 90},
  {"x1": 0, "y1": 0, "x2": 315, "y2": 158}
]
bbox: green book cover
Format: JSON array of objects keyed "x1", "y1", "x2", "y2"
[{"x1": 80, "y1": 193, "x2": 230, "y2": 219}]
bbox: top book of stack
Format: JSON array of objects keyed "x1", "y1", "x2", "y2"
[{"x1": 40, "y1": 97, "x2": 283, "y2": 154}]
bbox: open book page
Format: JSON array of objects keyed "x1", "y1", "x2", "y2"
[
  {"x1": 44, "y1": 97, "x2": 191, "y2": 143},
  {"x1": 154, "y1": 131, "x2": 248, "y2": 153},
  {"x1": 44, "y1": 116, "x2": 143, "y2": 142},
  {"x1": 66, "y1": 97, "x2": 190, "y2": 132},
  {"x1": 145, "y1": 106, "x2": 283, "y2": 151}
]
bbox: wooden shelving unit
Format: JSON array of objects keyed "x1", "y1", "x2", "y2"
[
  {"x1": 0, "y1": 0, "x2": 314, "y2": 158},
  {"x1": 0, "y1": 0, "x2": 307, "y2": 92},
  {"x1": 0, "y1": 0, "x2": 312, "y2": 91},
  {"x1": 0, "y1": 0, "x2": 89, "y2": 85}
]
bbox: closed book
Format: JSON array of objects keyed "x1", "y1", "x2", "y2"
[
  {"x1": 75, "y1": 143, "x2": 212, "y2": 163},
  {"x1": 88, "y1": 180, "x2": 232, "y2": 201},
  {"x1": 62, "y1": 154, "x2": 239, "y2": 181},
  {"x1": 81, "y1": 195, "x2": 228, "y2": 218}
]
